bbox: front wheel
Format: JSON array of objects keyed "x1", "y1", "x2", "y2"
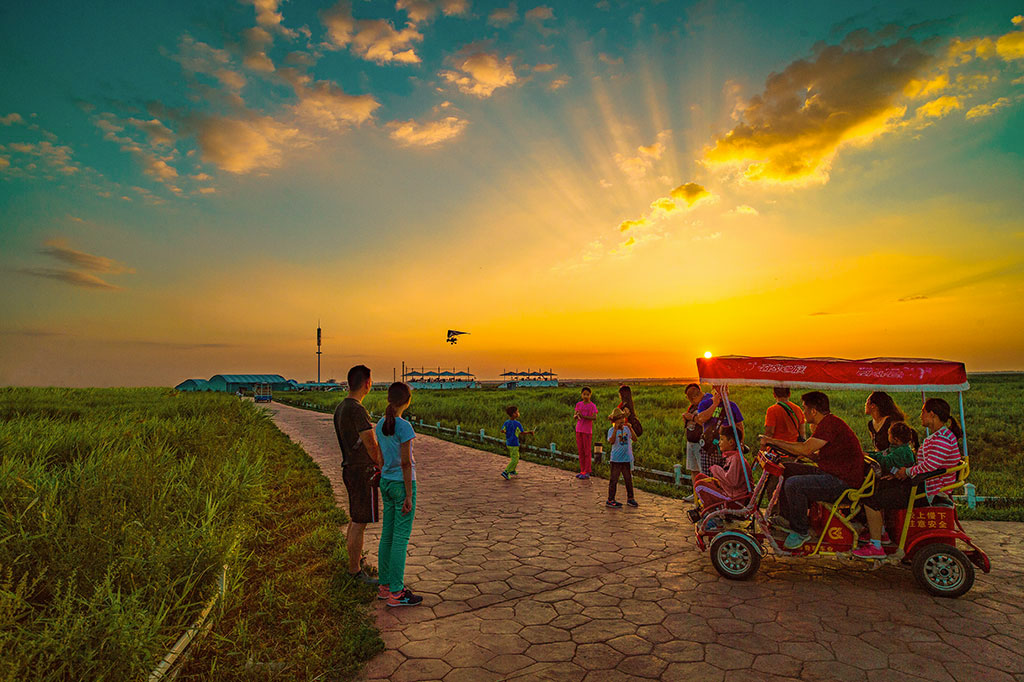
[
  {"x1": 912, "y1": 543, "x2": 975, "y2": 598},
  {"x1": 710, "y1": 534, "x2": 761, "y2": 580}
]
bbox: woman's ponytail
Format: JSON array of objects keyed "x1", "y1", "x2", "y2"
[
  {"x1": 923, "y1": 397, "x2": 963, "y2": 443},
  {"x1": 383, "y1": 382, "x2": 412, "y2": 437}
]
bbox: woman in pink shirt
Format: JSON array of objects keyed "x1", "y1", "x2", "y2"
[{"x1": 573, "y1": 387, "x2": 598, "y2": 479}]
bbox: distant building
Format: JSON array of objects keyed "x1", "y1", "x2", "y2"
[
  {"x1": 207, "y1": 374, "x2": 291, "y2": 393},
  {"x1": 175, "y1": 379, "x2": 212, "y2": 392}
]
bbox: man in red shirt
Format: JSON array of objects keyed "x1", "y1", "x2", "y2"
[
  {"x1": 764, "y1": 387, "x2": 806, "y2": 443},
  {"x1": 759, "y1": 391, "x2": 865, "y2": 550}
]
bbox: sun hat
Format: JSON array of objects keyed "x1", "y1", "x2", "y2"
[{"x1": 609, "y1": 407, "x2": 628, "y2": 422}]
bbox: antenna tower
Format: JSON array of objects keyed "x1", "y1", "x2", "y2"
[{"x1": 316, "y1": 321, "x2": 322, "y2": 383}]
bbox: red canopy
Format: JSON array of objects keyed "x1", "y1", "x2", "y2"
[{"x1": 696, "y1": 356, "x2": 969, "y2": 392}]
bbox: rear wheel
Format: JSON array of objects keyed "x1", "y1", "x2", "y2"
[
  {"x1": 912, "y1": 543, "x2": 975, "y2": 598},
  {"x1": 710, "y1": 534, "x2": 761, "y2": 580}
]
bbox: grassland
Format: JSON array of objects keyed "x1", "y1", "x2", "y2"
[
  {"x1": 0, "y1": 388, "x2": 380, "y2": 681},
  {"x1": 277, "y1": 374, "x2": 1024, "y2": 521}
]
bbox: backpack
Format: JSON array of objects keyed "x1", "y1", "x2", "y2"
[
  {"x1": 776, "y1": 401, "x2": 805, "y2": 442},
  {"x1": 685, "y1": 404, "x2": 702, "y2": 443}
]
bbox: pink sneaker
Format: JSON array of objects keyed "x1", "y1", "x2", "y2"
[
  {"x1": 378, "y1": 584, "x2": 391, "y2": 600},
  {"x1": 852, "y1": 544, "x2": 885, "y2": 559}
]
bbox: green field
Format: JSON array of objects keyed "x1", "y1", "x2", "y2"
[
  {"x1": 0, "y1": 388, "x2": 380, "y2": 681},
  {"x1": 277, "y1": 374, "x2": 1024, "y2": 520}
]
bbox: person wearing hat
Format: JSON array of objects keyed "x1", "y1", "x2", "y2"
[{"x1": 606, "y1": 407, "x2": 639, "y2": 508}]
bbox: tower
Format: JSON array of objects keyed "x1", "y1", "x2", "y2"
[{"x1": 316, "y1": 321, "x2": 322, "y2": 384}]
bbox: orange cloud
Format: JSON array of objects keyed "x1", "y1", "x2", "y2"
[
  {"x1": 488, "y1": 4, "x2": 517, "y2": 26},
  {"x1": 388, "y1": 116, "x2": 468, "y2": 147},
  {"x1": 704, "y1": 40, "x2": 931, "y2": 185},
  {"x1": 966, "y1": 96, "x2": 1014, "y2": 119},
  {"x1": 290, "y1": 80, "x2": 381, "y2": 130},
  {"x1": 1, "y1": 113, "x2": 24, "y2": 126},
  {"x1": 20, "y1": 268, "x2": 121, "y2": 290},
  {"x1": 526, "y1": 6, "x2": 554, "y2": 21},
  {"x1": 614, "y1": 130, "x2": 670, "y2": 181},
  {"x1": 397, "y1": 0, "x2": 470, "y2": 23},
  {"x1": 997, "y1": 29, "x2": 1024, "y2": 60},
  {"x1": 440, "y1": 52, "x2": 518, "y2": 97},
  {"x1": 39, "y1": 239, "x2": 135, "y2": 274},
  {"x1": 619, "y1": 218, "x2": 646, "y2": 232},
  {"x1": 670, "y1": 182, "x2": 711, "y2": 206},
  {"x1": 916, "y1": 95, "x2": 962, "y2": 119},
  {"x1": 321, "y1": 3, "x2": 423, "y2": 64},
  {"x1": 192, "y1": 114, "x2": 305, "y2": 173}
]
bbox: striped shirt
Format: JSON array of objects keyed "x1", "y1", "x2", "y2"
[{"x1": 908, "y1": 426, "x2": 961, "y2": 496}]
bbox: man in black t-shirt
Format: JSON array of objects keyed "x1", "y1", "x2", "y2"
[{"x1": 334, "y1": 364, "x2": 384, "y2": 584}]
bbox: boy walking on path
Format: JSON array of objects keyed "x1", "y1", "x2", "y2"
[
  {"x1": 333, "y1": 365, "x2": 385, "y2": 585},
  {"x1": 574, "y1": 387, "x2": 598, "y2": 479},
  {"x1": 501, "y1": 406, "x2": 534, "y2": 480},
  {"x1": 606, "y1": 407, "x2": 638, "y2": 508}
]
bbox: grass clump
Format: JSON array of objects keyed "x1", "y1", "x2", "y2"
[{"x1": 0, "y1": 388, "x2": 380, "y2": 681}]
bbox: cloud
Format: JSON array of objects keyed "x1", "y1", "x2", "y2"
[
  {"x1": 547, "y1": 75, "x2": 569, "y2": 91},
  {"x1": 618, "y1": 218, "x2": 646, "y2": 232},
  {"x1": 1, "y1": 113, "x2": 25, "y2": 126},
  {"x1": 242, "y1": 26, "x2": 276, "y2": 72},
  {"x1": 290, "y1": 80, "x2": 381, "y2": 130},
  {"x1": 39, "y1": 238, "x2": 135, "y2": 274},
  {"x1": 5, "y1": 141, "x2": 79, "y2": 175},
  {"x1": 321, "y1": 2, "x2": 423, "y2": 64},
  {"x1": 19, "y1": 268, "x2": 120, "y2": 290},
  {"x1": 388, "y1": 116, "x2": 468, "y2": 147},
  {"x1": 525, "y1": 6, "x2": 554, "y2": 21},
  {"x1": 92, "y1": 113, "x2": 181, "y2": 190},
  {"x1": 916, "y1": 95, "x2": 962, "y2": 119},
  {"x1": 190, "y1": 114, "x2": 306, "y2": 173},
  {"x1": 533, "y1": 63, "x2": 556, "y2": 72},
  {"x1": 173, "y1": 35, "x2": 247, "y2": 95},
  {"x1": 246, "y1": 0, "x2": 295, "y2": 35},
  {"x1": 440, "y1": 52, "x2": 518, "y2": 97},
  {"x1": 996, "y1": 18, "x2": 1024, "y2": 59},
  {"x1": 966, "y1": 97, "x2": 1013, "y2": 119},
  {"x1": 128, "y1": 118, "x2": 175, "y2": 147},
  {"x1": 614, "y1": 130, "x2": 670, "y2": 181},
  {"x1": 898, "y1": 262, "x2": 1024, "y2": 302},
  {"x1": 598, "y1": 53, "x2": 623, "y2": 66},
  {"x1": 728, "y1": 204, "x2": 759, "y2": 216},
  {"x1": 669, "y1": 182, "x2": 711, "y2": 206},
  {"x1": 704, "y1": 38, "x2": 931, "y2": 185},
  {"x1": 488, "y1": 3, "x2": 517, "y2": 26},
  {"x1": 397, "y1": 0, "x2": 470, "y2": 23}
]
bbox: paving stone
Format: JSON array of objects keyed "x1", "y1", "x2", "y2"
[{"x1": 267, "y1": 403, "x2": 1024, "y2": 682}]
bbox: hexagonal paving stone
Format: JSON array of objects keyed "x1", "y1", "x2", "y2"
[{"x1": 573, "y1": 642, "x2": 625, "y2": 671}]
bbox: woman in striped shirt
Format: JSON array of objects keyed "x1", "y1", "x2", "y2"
[{"x1": 853, "y1": 398, "x2": 964, "y2": 559}]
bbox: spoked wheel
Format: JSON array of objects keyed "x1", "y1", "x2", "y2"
[
  {"x1": 911, "y1": 543, "x2": 975, "y2": 598},
  {"x1": 710, "y1": 534, "x2": 761, "y2": 580}
]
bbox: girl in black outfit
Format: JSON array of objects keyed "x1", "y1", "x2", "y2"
[{"x1": 864, "y1": 391, "x2": 906, "y2": 451}]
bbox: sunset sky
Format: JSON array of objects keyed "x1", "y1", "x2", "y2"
[{"x1": 2, "y1": 1, "x2": 1023, "y2": 386}]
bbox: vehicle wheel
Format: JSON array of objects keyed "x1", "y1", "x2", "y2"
[
  {"x1": 911, "y1": 543, "x2": 975, "y2": 598},
  {"x1": 710, "y1": 534, "x2": 761, "y2": 580}
]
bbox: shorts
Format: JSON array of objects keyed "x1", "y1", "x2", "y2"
[
  {"x1": 342, "y1": 464, "x2": 380, "y2": 524},
  {"x1": 685, "y1": 441, "x2": 701, "y2": 472}
]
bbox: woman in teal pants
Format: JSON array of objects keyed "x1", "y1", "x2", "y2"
[{"x1": 374, "y1": 382, "x2": 422, "y2": 607}]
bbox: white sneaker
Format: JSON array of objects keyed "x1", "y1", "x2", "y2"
[{"x1": 683, "y1": 494, "x2": 694, "y2": 503}]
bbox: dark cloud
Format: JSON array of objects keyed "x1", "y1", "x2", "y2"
[
  {"x1": 20, "y1": 267, "x2": 120, "y2": 290},
  {"x1": 39, "y1": 239, "x2": 135, "y2": 274}
]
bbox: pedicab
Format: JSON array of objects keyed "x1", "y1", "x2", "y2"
[{"x1": 687, "y1": 355, "x2": 990, "y2": 598}]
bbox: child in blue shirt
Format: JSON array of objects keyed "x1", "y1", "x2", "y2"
[
  {"x1": 606, "y1": 407, "x2": 638, "y2": 508},
  {"x1": 501, "y1": 405, "x2": 534, "y2": 480},
  {"x1": 374, "y1": 382, "x2": 422, "y2": 607}
]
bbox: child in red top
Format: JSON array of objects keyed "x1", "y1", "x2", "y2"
[{"x1": 692, "y1": 427, "x2": 751, "y2": 509}]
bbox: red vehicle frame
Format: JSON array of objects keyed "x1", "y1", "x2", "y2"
[{"x1": 688, "y1": 355, "x2": 990, "y2": 598}]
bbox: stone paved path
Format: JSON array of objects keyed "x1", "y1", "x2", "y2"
[{"x1": 265, "y1": 401, "x2": 1024, "y2": 682}]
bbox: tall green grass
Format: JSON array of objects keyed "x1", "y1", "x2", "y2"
[
  {"x1": 0, "y1": 388, "x2": 380, "y2": 681},
  {"x1": 277, "y1": 375, "x2": 1024, "y2": 520}
]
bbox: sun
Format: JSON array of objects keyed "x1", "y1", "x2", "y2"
[{"x1": 704, "y1": 351, "x2": 713, "y2": 358}]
